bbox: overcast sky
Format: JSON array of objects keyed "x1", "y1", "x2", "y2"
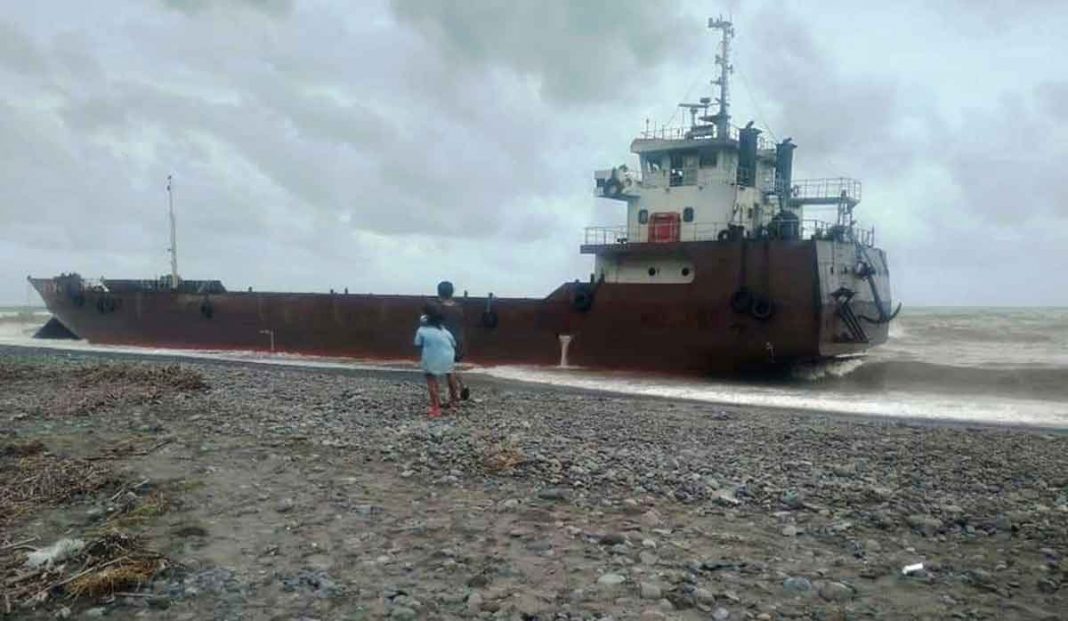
[{"x1": 2, "y1": 0, "x2": 1066, "y2": 306}]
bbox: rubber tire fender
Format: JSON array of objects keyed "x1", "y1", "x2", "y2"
[
  {"x1": 200, "y1": 300, "x2": 214, "y2": 319},
  {"x1": 572, "y1": 285, "x2": 595, "y2": 313},
  {"x1": 729, "y1": 288, "x2": 753, "y2": 314},
  {"x1": 717, "y1": 229, "x2": 731, "y2": 242},
  {"x1": 480, "y1": 310, "x2": 498, "y2": 329},
  {"x1": 750, "y1": 296, "x2": 775, "y2": 320},
  {"x1": 96, "y1": 296, "x2": 116, "y2": 314},
  {"x1": 603, "y1": 177, "x2": 622, "y2": 197}
]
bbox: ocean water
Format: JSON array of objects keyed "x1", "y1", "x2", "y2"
[
  {"x1": 484, "y1": 308, "x2": 1068, "y2": 428},
  {"x1": 1, "y1": 307, "x2": 1066, "y2": 428}
]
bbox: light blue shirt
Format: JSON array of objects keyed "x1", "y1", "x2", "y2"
[{"x1": 414, "y1": 325, "x2": 456, "y2": 376}]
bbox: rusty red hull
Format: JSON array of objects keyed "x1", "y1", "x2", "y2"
[{"x1": 30, "y1": 240, "x2": 890, "y2": 374}]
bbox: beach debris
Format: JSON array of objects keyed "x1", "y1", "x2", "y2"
[
  {"x1": 25, "y1": 539, "x2": 85, "y2": 569},
  {"x1": 902, "y1": 562, "x2": 925, "y2": 576},
  {"x1": 482, "y1": 438, "x2": 525, "y2": 473},
  {"x1": 47, "y1": 363, "x2": 207, "y2": 417},
  {"x1": 2, "y1": 530, "x2": 169, "y2": 610},
  {"x1": 0, "y1": 441, "x2": 119, "y2": 527}
]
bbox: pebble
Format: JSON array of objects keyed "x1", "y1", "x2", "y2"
[
  {"x1": 639, "y1": 582, "x2": 662, "y2": 599},
  {"x1": 781, "y1": 524, "x2": 800, "y2": 537},
  {"x1": 598, "y1": 573, "x2": 626, "y2": 587},
  {"x1": 783, "y1": 576, "x2": 813, "y2": 593},
  {"x1": 640, "y1": 509, "x2": 663, "y2": 528},
  {"x1": 84, "y1": 609, "x2": 106, "y2": 618},
  {"x1": 600, "y1": 532, "x2": 627, "y2": 545},
  {"x1": 712, "y1": 606, "x2": 730, "y2": 620},
  {"x1": 276, "y1": 498, "x2": 295, "y2": 513},
  {"x1": 693, "y1": 587, "x2": 716, "y2": 605},
  {"x1": 906, "y1": 514, "x2": 943, "y2": 536},
  {"x1": 388, "y1": 606, "x2": 417, "y2": 621},
  {"x1": 819, "y1": 581, "x2": 855, "y2": 602},
  {"x1": 537, "y1": 487, "x2": 571, "y2": 501},
  {"x1": 466, "y1": 592, "x2": 483, "y2": 612}
]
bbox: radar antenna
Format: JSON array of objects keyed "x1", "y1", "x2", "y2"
[
  {"x1": 166, "y1": 174, "x2": 180, "y2": 290},
  {"x1": 708, "y1": 16, "x2": 734, "y2": 140}
]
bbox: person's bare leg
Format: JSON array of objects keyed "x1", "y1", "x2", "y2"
[
  {"x1": 446, "y1": 374, "x2": 461, "y2": 406},
  {"x1": 426, "y1": 375, "x2": 441, "y2": 416}
]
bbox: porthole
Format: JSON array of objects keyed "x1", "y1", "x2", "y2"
[
  {"x1": 683, "y1": 207, "x2": 694, "y2": 223},
  {"x1": 681, "y1": 267, "x2": 691, "y2": 277},
  {"x1": 647, "y1": 267, "x2": 657, "y2": 276}
]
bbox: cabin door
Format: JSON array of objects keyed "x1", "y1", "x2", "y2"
[{"x1": 648, "y1": 212, "x2": 681, "y2": 243}]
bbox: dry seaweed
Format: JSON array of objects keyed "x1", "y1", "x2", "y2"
[
  {"x1": 0, "y1": 444, "x2": 120, "y2": 528},
  {"x1": 1, "y1": 530, "x2": 169, "y2": 610},
  {"x1": 47, "y1": 362, "x2": 208, "y2": 416}
]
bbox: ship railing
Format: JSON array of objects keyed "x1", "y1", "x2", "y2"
[
  {"x1": 789, "y1": 177, "x2": 862, "y2": 205},
  {"x1": 638, "y1": 165, "x2": 776, "y2": 191},
  {"x1": 800, "y1": 219, "x2": 876, "y2": 246},
  {"x1": 636, "y1": 125, "x2": 776, "y2": 150},
  {"x1": 585, "y1": 220, "x2": 877, "y2": 247}
]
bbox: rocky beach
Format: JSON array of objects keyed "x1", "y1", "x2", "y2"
[{"x1": 1, "y1": 346, "x2": 1065, "y2": 620}]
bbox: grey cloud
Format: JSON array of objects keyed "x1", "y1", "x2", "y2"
[
  {"x1": 0, "y1": 20, "x2": 45, "y2": 75},
  {"x1": 739, "y1": 5, "x2": 911, "y2": 179},
  {"x1": 933, "y1": 84, "x2": 1068, "y2": 224},
  {"x1": 389, "y1": 0, "x2": 702, "y2": 104},
  {"x1": 161, "y1": 0, "x2": 293, "y2": 16},
  {"x1": 1035, "y1": 81, "x2": 1068, "y2": 121}
]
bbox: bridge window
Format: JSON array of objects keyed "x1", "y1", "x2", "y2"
[
  {"x1": 700, "y1": 151, "x2": 718, "y2": 167},
  {"x1": 638, "y1": 209, "x2": 649, "y2": 224},
  {"x1": 683, "y1": 207, "x2": 694, "y2": 222}
]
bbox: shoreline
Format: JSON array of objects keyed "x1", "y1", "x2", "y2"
[{"x1": 1, "y1": 343, "x2": 1065, "y2": 434}]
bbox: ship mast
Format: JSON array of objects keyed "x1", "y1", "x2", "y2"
[
  {"x1": 166, "y1": 174, "x2": 180, "y2": 289},
  {"x1": 708, "y1": 16, "x2": 734, "y2": 140}
]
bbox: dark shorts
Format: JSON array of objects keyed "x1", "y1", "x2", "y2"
[{"x1": 454, "y1": 344, "x2": 465, "y2": 363}]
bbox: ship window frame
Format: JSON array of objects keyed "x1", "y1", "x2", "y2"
[
  {"x1": 638, "y1": 209, "x2": 649, "y2": 224},
  {"x1": 682, "y1": 207, "x2": 694, "y2": 223}
]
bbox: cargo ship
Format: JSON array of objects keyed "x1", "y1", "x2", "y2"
[{"x1": 29, "y1": 18, "x2": 897, "y2": 374}]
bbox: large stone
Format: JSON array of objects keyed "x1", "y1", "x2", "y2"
[{"x1": 598, "y1": 573, "x2": 626, "y2": 587}]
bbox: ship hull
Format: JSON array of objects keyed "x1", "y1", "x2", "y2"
[{"x1": 30, "y1": 239, "x2": 891, "y2": 374}]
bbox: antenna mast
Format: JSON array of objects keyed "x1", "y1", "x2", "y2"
[
  {"x1": 166, "y1": 175, "x2": 180, "y2": 290},
  {"x1": 708, "y1": 16, "x2": 734, "y2": 140}
]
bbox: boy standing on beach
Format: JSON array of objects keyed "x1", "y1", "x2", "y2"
[
  {"x1": 436, "y1": 281, "x2": 470, "y2": 401},
  {"x1": 414, "y1": 302, "x2": 461, "y2": 417}
]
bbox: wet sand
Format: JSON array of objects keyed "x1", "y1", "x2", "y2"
[{"x1": 1, "y1": 347, "x2": 1065, "y2": 620}]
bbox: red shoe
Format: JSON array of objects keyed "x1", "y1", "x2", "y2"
[{"x1": 428, "y1": 406, "x2": 442, "y2": 418}]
